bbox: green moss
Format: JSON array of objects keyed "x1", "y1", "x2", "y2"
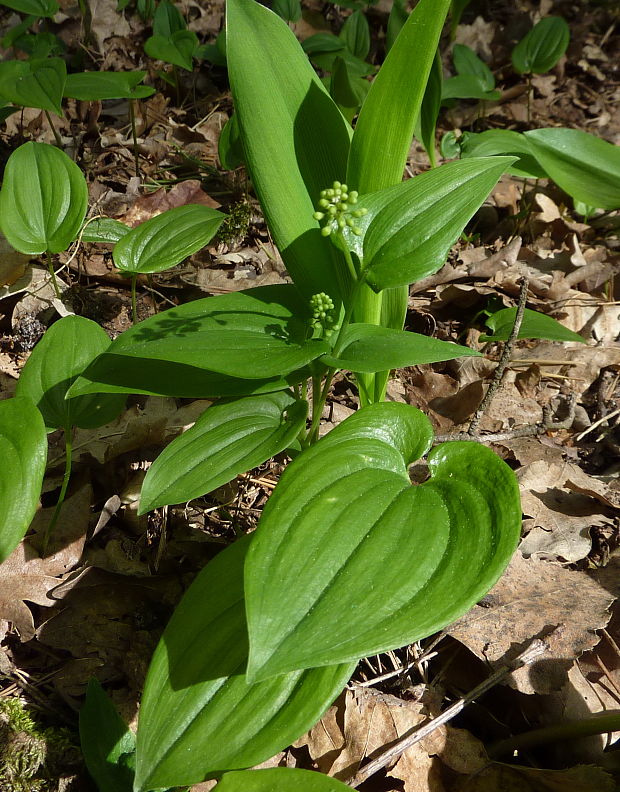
[{"x1": 216, "y1": 200, "x2": 252, "y2": 245}]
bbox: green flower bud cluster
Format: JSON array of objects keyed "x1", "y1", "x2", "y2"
[
  {"x1": 309, "y1": 292, "x2": 336, "y2": 337},
  {"x1": 313, "y1": 181, "x2": 368, "y2": 237}
]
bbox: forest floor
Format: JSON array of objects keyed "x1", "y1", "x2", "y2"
[{"x1": 0, "y1": 0, "x2": 619, "y2": 790}]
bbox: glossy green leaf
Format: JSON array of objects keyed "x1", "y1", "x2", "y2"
[
  {"x1": 441, "y1": 74, "x2": 500, "y2": 101},
  {"x1": 0, "y1": 57, "x2": 65, "y2": 114},
  {"x1": 68, "y1": 286, "x2": 329, "y2": 398},
  {"x1": 134, "y1": 537, "x2": 354, "y2": 791},
  {"x1": 139, "y1": 392, "x2": 307, "y2": 514},
  {"x1": 145, "y1": 30, "x2": 198, "y2": 70},
  {"x1": 113, "y1": 204, "x2": 225, "y2": 275},
  {"x1": 245, "y1": 402, "x2": 521, "y2": 680},
  {"x1": 340, "y1": 10, "x2": 370, "y2": 60},
  {"x1": 152, "y1": 0, "x2": 186, "y2": 36},
  {"x1": 79, "y1": 679, "x2": 135, "y2": 792},
  {"x1": 480, "y1": 307, "x2": 586, "y2": 344},
  {"x1": 227, "y1": 0, "x2": 352, "y2": 301},
  {"x1": 16, "y1": 315, "x2": 126, "y2": 430},
  {"x1": 0, "y1": 397, "x2": 46, "y2": 564},
  {"x1": 0, "y1": 141, "x2": 88, "y2": 255},
  {"x1": 345, "y1": 157, "x2": 515, "y2": 291},
  {"x1": 452, "y1": 43, "x2": 495, "y2": 91},
  {"x1": 322, "y1": 323, "x2": 480, "y2": 372},
  {"x1": 0, "y1": 0, "x2": 58, "y2": 17},
  {"x1": 80, "y1": 217, "x2": 130, "y2": 244},
  {"x1": 524, "y1": 128, "x2": 620, "y2": 210},
  {"x1": 459, "y1": 129, "x2": 546, "y2": 179},
  {"x1": 63, "y1": 70, "x2": 155, "y2": 100},
  {"x1": 512, "y1": 16, "x2": 569, "y2": 75},
  {"x1": 216, "y1": 769, "x2": 353, "y2": 792},
  {"x1": 218, "y1": 113, "x2": 244, "y2": 169},
  {"x1": 272, "y1": 0, "x2": 301, "y2": 23}
]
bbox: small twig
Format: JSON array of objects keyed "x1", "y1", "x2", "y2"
[
  {"x1": 468, "y1": 275, "x2": 529, "y2": 436},
  {"x1": 345, "y1": 639, "x2": 548, "y2": 787},
  {"x1": 575, "y1": 406, "x2": 620, "y2": 442}
]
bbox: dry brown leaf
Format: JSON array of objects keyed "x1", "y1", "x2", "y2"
[
  {"x1": 121, "y1": 180, "x2": 220, "y2": 226},
  {"x1": 448, "y1": 554, "x2": 614, "y2": 694},
  {"x1": 518, "y1": 461, "x2": 615, "y2": 562},
  {"x1": 448, "y1": 762, "x2": 615, "y2": 792}
]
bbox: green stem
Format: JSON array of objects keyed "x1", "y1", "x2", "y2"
[
  {"x1": 129, "y1": 100, "x2": 140, "y2": 177},
  {"x1": 526, "y1": 73, "x2": 532, "y2": 124},
  {"x1": 44, "y1": 109, "x2": 63, "y2": 148},
  {"x1": 489, "y1": 711, "x2": 620, "y2": 758},
  {"x1": 305, "y1": 369, "x2": 336, "y2": 446},
  {"x1": 131, "y1": 275, "x2": 138, "y2": 324},
  {"x1": 43, "y1": 428, "x2": 73, "y2": 554},
  {"x1": 45, "y1": 250, "x2": 61, "y2": 299}
]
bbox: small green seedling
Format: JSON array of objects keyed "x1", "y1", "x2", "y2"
[
  {"x1": 0, "y1": 141, "x2": 88, "y2": 297},
  {"x1": 442, "y1": 43, "x2": 501, "y2": 103},
  {"x1": 481, "y1": 307, "x2": 586, "y2": 345},
  {"x1": 144, "y1": 0, "x2": 200, "y2": 97},
  {"x1": 0, "y1": 56, "x2": 66, "y2": 142}
]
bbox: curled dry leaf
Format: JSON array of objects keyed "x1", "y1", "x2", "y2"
[{"x1": 447, "y1": 554, "x2": 614, "y2": 695}]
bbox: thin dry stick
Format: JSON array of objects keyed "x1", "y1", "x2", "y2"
[
  {"x1": 468, "y1": 275, "x2": 529, "y2": 436},
  {"x1": 345, "y1": 639, "x2": 548, "y2": 788}
]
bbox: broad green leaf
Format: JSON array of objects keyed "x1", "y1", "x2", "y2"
[
  {"x1": 0, "y1": 0, "x2": 58, "y2": 17},
  {"x1": 139, "y1": 392, "x2": 307, "y2": 513},
  {"x1": 345, "y1": 157, "x2": 515, "y2": 291},
  {"x1": 227, "y1": 0, "x2": 352, "y2": 301},
  {"x1": 524, "y1": 128, "x2": 620, "y2": 210},
  {"x1": 0, "y1": 57, "x2": 65, "y2": 114},
  {"x1": 134, "y1": 537, "x2": 354, "y2": 791},
  {"x1": 0, "y1": 397, "x2": 46, "y2": 564},
  {"x1": 272, "y1": 0, "x2": 301, "y2": 23},
  {"x1": 218, "y1": 113, "x2": 244, "y2": 170},
  {"x1": 480, "y1": 307, "x2": 586, "y2": 344},
  {"x1": 145, "y1": 30, "x2": 198, "y2": 70},
  {"x1": 152, "y1": 0, "x2": 186, "y2": 36},
  {"x1": 245, "y1": 402, "x2": 521, "y2": 680},
  {"x1": 452, "y1": 43, "x2": 495, "y2": 91},
  {"x1": 301, "y1": 32, "x2": 345, "y2": 55},
  {"x1": 0, "y1": 141, "x2": 88, "y2": 255},
  {"x1": 459, "y1": 129, "x2": 546, "y2": 179},
  {"x1": 16, "y1": 315, "x2": 126, "y2": 430},
  {"x1": 63, "y1": 70, "x2": 155, "y2": 100},
  {"x1": 310, "y1": 47, "x2": 375, "y2": 77},
  {"x1": 340, "y1": 10, "x2": 370, "y2": 60},
  {"x1": 512, "y1": 16, "x2": 569, "y2": 75},
  {"x1": 416, "y1": 48, "x2": 442, "y2": 167},
  {"x1": 68, "y1": 286, "x2": 329, "y2": 398},
  {"x1": 112, "y1": 204, "x2": 225, "y2": 275},
  {"x1": 322, "y1": 323, "x2": 480, "y2": 372},
  {"x1": 79, "y1": 679, "x2": 135, "y2": 792},
  {"x1": 80, "y1": 217, "x2": 130, "y2": 244},
  {"x1": 216, "y1": 769, "x2": 353, "y2": 792},
  {"x1": 441, "y1": 74, "x2": 500, "y2": 101}
]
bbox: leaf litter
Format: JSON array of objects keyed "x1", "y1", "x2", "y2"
[{"x1": 0, "y1": 0, "x2": 619, "y2": 789}]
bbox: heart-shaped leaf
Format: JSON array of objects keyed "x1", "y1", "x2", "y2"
[
  {"x1": 344, "y1": 157, "x2": 515, "y2": 291},
  {"x1": 152, "y1": 0, "x2": 186, "y2": 36},
  {"x1": 79, "y1": 680, "x2": 135, "y2": 792},
  {"x1": 0, "y1": 141, "x2": 87, "y2": 255},
  {"x1": 512, "y1": 16, "x2": 570, "y2": 75},
  {"x1": 452, "y1": 43, "x2": 496, "y2": 91},
  {"x1": 216, "y1": 769, "x2": 353, "y2": 792},
  {"x1": 68, "y1": 285, "x2": 329, "y2": 398},
  {"x1": 339, "y1": 10, "x2": 370, "y2": 60},
  {"x1": 145, "y1": 30, "x2": 198, "y2": 71},
  {"x1": 112, "y1": 204, "x2": 225, "y2": 275},
  {"x1": 0, "y1": 0, "x2": 58, "y2": 18},
  {"x1": 322, "y1": 323, "x2": 480, "y2": 372},
  {"x1": 245, "y1": 402, "x2": 521, "y2": 680},
  {"x1": 0, "y1": 57, "x2": 65, "y2": 114},
  {"x1": 441, "y1": 74, "x2": 500, "y2": 101},
  {"x1": 16, "y1": 315, "x2": 126, "y2": 430},
  {"x1": 64, "y1": 70, "x2": 155, "y2": 100},
  {"x1": 139, "y1": 392, "x2": 307, "y2": 513},
  {"x1": 0, "y1": 397, "x2": 47, "y2": 564},
  {"x1": 134, "y1": 537, "x2": 354, "y2": 791},
  {"x1": 481, "y1": 307, "x2": 587, "y2": 344},
  {"x1": 524, "y1": 128, "x2": 620, "y2": 210}
]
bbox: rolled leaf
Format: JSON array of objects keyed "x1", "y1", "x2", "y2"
[
  {"x1": 0, "y1": 141, "x2": 88, "y2": 255},
  {"x1": 524, "y1": 128, "x2": 620, "y2": 210},
  {"x1": 512, "y1": 16, "x2": 570, "y2": 75},
  {"x1": 416, "y1": 49, "x2": 442, "y2": 168},
  {"x1": 134, "y1": 537, "x2": 354, "y2": 791},
  {"x1": 216, "y1": 769, "x2": 353, "y2": 791},
  {"x1": 68, "y1": 285, "x2": 328, "y2": 397},
  {"x1": 322, "y1": 323, "x2": 479, "y2": 372},
  {"x1": 152, "y1": 0, "x2": 186, "y2": 36},
  {"x1": 226, "y1": 0, "x2": 352, "y2": 301},
  {"x1": 16, "y1": 315, "x2": 126, "y2": 430},
  {"x1": 0, "y1": 397, "x2": 47, "y2": 564},
  {"x1": 481, "y1": 307, "x2": 586, "y2": 344},
  {"x1": 0, "y1": 57, "x2": 65, "y2": 115},
  {"x1": 112, "y1": 204, "x2": 225, "y2": 275},
  {"x1": 245, "y1": 402, "x2": 521, "y2": 680},
  {"x1": 139, "y1": 392, "x2": 307, "y2": 513},
  {"x1": 64, "y1": 70, "x2": 155, "y2": 100}
]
